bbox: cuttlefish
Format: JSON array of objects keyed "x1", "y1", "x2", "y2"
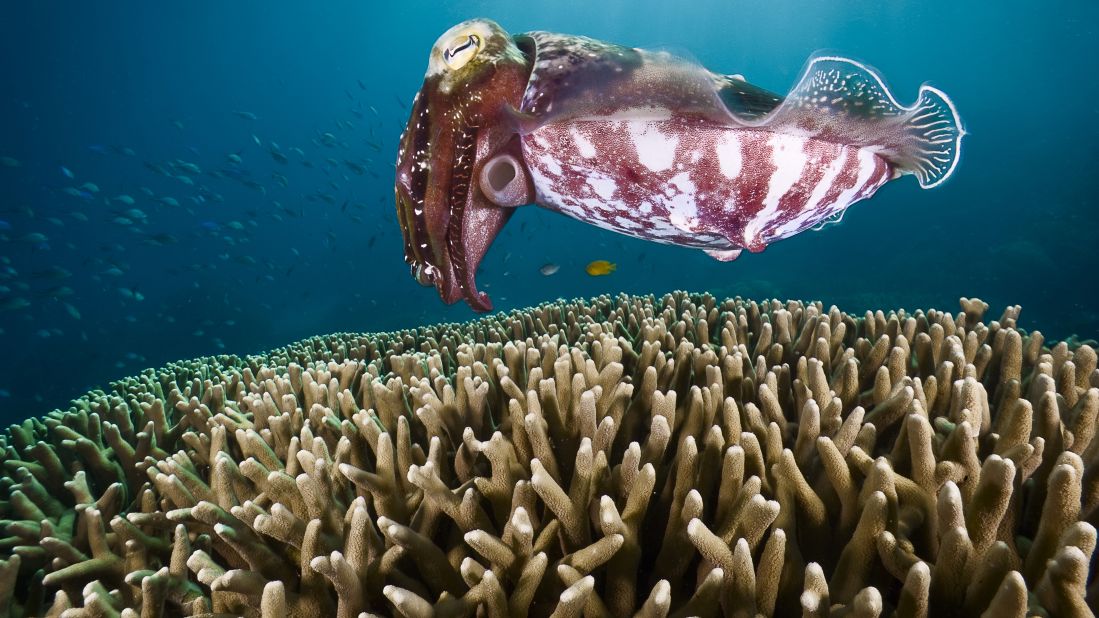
[{"x1": 395, "y1": 19, "x2": 964, "y2": 312}]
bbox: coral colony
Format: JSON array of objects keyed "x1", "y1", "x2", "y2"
[{"x1": 0, "y1": 292, "x2": 1095, "y2": 616}]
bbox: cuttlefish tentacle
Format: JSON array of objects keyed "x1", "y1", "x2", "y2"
[{"x1": 445, "y1": 120, "x2": 488, "y2": 311}]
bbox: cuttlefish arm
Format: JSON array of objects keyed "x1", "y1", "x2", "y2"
[{"x1": 394, "y1": 20, "x2": 535, "y2": 312}]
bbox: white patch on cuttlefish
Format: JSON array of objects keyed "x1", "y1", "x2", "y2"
[
  {"x1": 586, "y1": 171, "x2": 619, "y2": 201},
  {"x1": 665, "y1": 172, "x2": 700, "y2": 233},
  {"x1": 569, "y1": 126, "x2": 598, "y2": 158},
  {"x1": 743, "y1": 133, "x2": 809, "y2": 246},
  {"x1": 627, "y1": 121, "x2": 678, "y2": 172},
  {"x1": 581, "y1": 197, "x2": 610, "y2": 212},
  {"x1": 616, "y1": 216, "x2": 642, "y2": 230},
  {"x1": 542, "y1": 156, "x2": 563, "y2": 177},
  {"x1": 715, "y1": 132, "x2": 743, "y2": 181},
  {"x1": 826, "y1": 148, "x2": 878, "y2": 218},
  {"x1": 771, "y1": 144, "x2": 850, "y2": 239}
]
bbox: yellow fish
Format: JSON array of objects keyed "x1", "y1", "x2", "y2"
[{"x1": 585, "y1": 260, "x2": 616, "y2": 276}]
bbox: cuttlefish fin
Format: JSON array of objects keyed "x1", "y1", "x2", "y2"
[
  {"x1": 751, "y1": 55, "x2": 964, "y2": 189},
  {"x1": 704, "y1": 248, "x2": 743, "y2": 262}
]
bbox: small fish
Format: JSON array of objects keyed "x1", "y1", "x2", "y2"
[
  {"x1": 112, "y1": 194, "x2": 135, "y2": 205},
  {"x1": 585, "y1": 260, "x2": 617, "y2": 276},
  {"x1": 176, "y1": 160, "x2": 201, "y2": 174},
  {"x1": 70, "y1": 211, "x2": 89, "y2": 222},
  {"x1": 63, "y1": 302, "x2": 81, "y2": 320},
  {"x1": 79, "y1": 182, "x2": 100, "y2": 193},
  {"x1": 142, "y1": 232, "x2": 178, "y2": 245},
  {"x1": 539, "y1": 263, "x2": 560, "y2": 276},
  {"x1": 144, "y1": 161, "x2": 170, "y2": 176},
  {"x1": 0, "y1": 157, "x2": 21, "y2": 168},
  {"x1": 227, "y1": 153, "x2": 242, "y2": 164},
  {"x1": 233, "y1": 111, "x2": 258, "y2": 120},
  {"x1": 33, "y1": 266, "x2": 71, "y2": 279},
  {"x1": 0, "y1": 219, "x2": 10, "y2": 230},
  {"x1": 0, "y1": 297, "x2": 30, "y2": 310},
  {"x1": 60, "y1": 165, "x2": 75, "y2": 179},
  {"x1": 269, "y1": 143, "x2": 288, "y2": 164},
  {"x1": 19, "y1": 232, "x2": 48, "y2": 243},
  {"x1": 118, "y1": 287, "x2": 144, "y2": 301},
  {"x1": 62, "y1": 187, "x2": 93, "y2": 200},
  {"x1": 158, "y1": 196, "x2": 180, "y2": 207}
]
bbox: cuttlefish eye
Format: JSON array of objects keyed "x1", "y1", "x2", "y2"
[{"x1": 442, "y1": 34, "x2": 481, "y2": 71}]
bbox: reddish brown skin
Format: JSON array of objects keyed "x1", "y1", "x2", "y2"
[{"x1": 395, "y1": 48, "x2": 532, "y2": 311}]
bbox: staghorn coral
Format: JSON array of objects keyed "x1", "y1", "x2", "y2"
[{"x1": 0, "y1": 291, "x2": 1095, "y2": 617}]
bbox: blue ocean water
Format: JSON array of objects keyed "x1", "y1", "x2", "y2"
[{"x1": 0, "y1": 1, "x2": 1096, "y2": 421}]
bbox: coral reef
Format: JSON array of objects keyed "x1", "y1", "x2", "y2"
[{"x1": 0, "y1": 292, "x2": 1096, "y2": 617}]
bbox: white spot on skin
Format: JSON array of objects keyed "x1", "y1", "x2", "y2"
[
  {"x1": 616, "y1": 216, "x2": 642, "y2": 230},
  {"x1": 570, "y1": 126, "x2": 597, "y2": 158},
  {"x1": 581, "y1": 197, "x2": 609, "y2": 212},
  {"x1": 665, "y1": 172, "x2": 700, "y2": 232},
  {"x1": 628, "y1": 122, "x2": 678, "y2": 172},
  {"x1": 715, "y1": 132, "x2": 742, "y2": 180},
  {"x1": 586, "y1": 171, "x2": 619, "y2": 201},
  {"x1": 744, "y1": 133, "x2": 809, "y2": 246},
  {"x1": 771, "y1": 146, "x2": 848, "y2": 238},
  {"x1": 825, "y1": 148, "x2": 878, "y2": 219},
  {"x1": 540, "y1": 155, "x2": 562, "y2": 177}
]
